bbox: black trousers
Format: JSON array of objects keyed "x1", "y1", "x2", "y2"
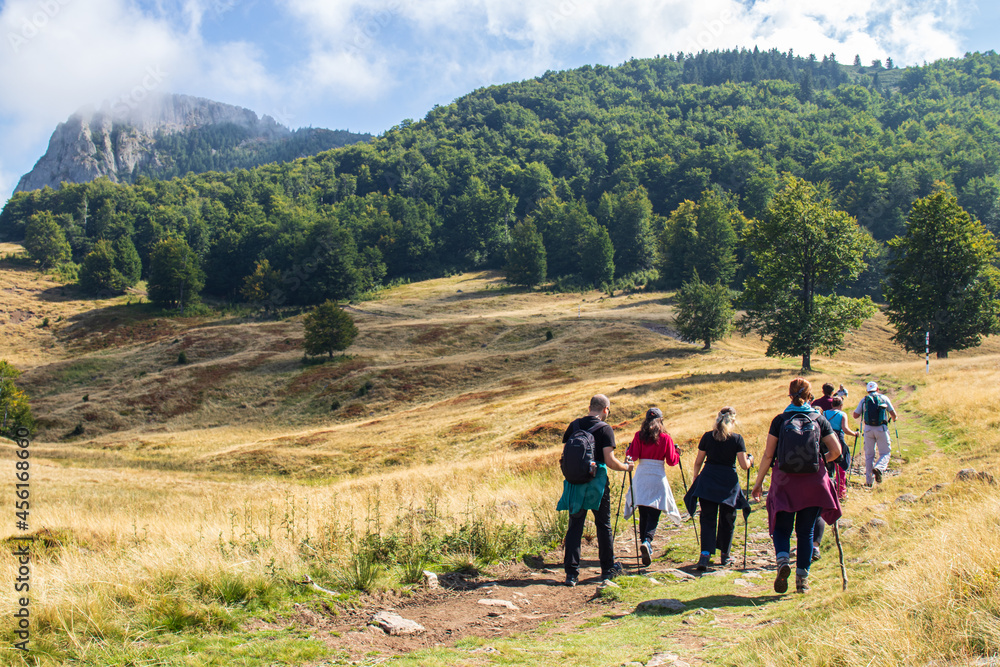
[
  {"x1": 564, "y1": 482, "x2": 614, "y2": 577},
  {"x1": 699, "y1": 499, "x2": 737, "y2": 555},
  {"x1": 638, "y1": 506, "x2": 660, "y2": 543}
]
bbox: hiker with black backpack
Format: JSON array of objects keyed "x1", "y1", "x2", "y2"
[
  {"x1": 751, "y1": 378, "x2": 843, "y2": 594},
  {"x1": 557, "y1": 394, "x2": 635, "y2": 587},
  {"x1": 851, "y1": 381, "x2": 897, "y2": 486},
  {"x1": 622, "y1": 407, "x2": 682, "y2": 567},
  {"x1": 683, "y1": 407, "x2": 753, "y2": 571}
]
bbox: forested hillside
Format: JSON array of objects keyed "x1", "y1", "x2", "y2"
[{"x1": 3, "y1": 48, "x2": 999, "y2": 305}]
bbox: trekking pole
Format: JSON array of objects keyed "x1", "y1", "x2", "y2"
[
  {"x1": 832, "y1": 520, "x2": 848, "y2": 591},
  {"x1": 743, "y1": 465, "x2": 751, "y2": 570},
  {"x1": 613, "y1": 467, "x2": 627, "y2": 538},
  {"x1": 894, "y1": 419, "x2": 901, "y2": 460},
  {"x1": 677, "y1": 453, "x2": 699, "y2": 546},
  {"x1": 847, "y1": 429, "x2": 860, "y2": 487},
  {"x1": 627, "y1": 467, "x2": 641, "y2": 571}
]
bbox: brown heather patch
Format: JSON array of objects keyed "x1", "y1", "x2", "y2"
[
  {"x1": 283, "y1": 359, "x2": 369, "y2": 396},
  {"x1": 441, "y1": 420, "x2": 488, "y2": 436},
  {"x1": 508, "y1": 421, "x2": 565, "y2": 450},
  {"x1": 123, "y1": 353, "x2": 275, "y2": 421},
  {"x1": 410, "y1": 323, "x2": 469, "y2": 345}
]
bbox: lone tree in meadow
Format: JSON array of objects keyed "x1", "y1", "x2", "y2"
[
  {"x1": 303, "y1": 301, "x2": 358, "y2": 358},
  {"x1": 884, "y1": 191, "x2": 1000, "y2": 358},
  {"x1": 674, "y1": 274, "x2": 734, "y2": 350},
  {"x1": 739, "y1": 175, "x2": 877, "y2": 372}
]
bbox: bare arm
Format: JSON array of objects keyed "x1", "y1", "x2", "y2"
[
  {"x1": 751, "y1": 434, "x2": 778, "y2": 500},
  {"x1": 604, "y1": 446, "x2": 634, "y2": 473},
  {"x1": 692, "y1": 450, "x2": 707, "y2": 479},
  {"x1": 822, "y1": 433, "x2": 841, "y2": 462},
  {"x1": 737, "y1": 451, "x2": 754, "y2": 471}
]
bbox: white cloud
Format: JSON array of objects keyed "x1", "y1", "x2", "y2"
[{"x1": 280, "y1": 0, "x2": 966, "y2": 97}]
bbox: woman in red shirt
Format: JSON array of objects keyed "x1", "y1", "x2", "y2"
[{"x1": 623, "y1": 407, "x2": 682, "y2": 566}]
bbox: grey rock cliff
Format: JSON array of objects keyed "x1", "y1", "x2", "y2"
[{"x1": 16, "y1": 94, "x2": 291, "y2": 193}]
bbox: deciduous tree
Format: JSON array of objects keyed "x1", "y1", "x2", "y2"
[
  {"x1": 739, "y1": 175, "x2": 877, "y2": 371},
  {"x1": 674, "y1": 274, "x2": 734, "y2": 350},
  {"x1": 23, "y1": 212, "x2": 71, "y2": 268},
  {"x1": 504, "y1": 220, "x2": 547, "y2": 287},
  {"x1": 884, "y1": 191, "x2": 1000, "y2": 358},
  {"x1": 303, "y1": 301, "x2": 358, "y2": 358}
]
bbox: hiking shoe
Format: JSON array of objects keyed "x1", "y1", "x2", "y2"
[
  {"x1": 640, "y1": 541, "x2": 652, "y2": 567},
  {"x1": 795, "y1": 574, "x2": 809, "y2": 594},
  {"x1": 696, "y1": 554, "x2": 711, "y2": 571},
  {"x1": 811, "y1": 546, "x2": 821, "y2": 562},
  {"x1": 719, "y1": 552, "x2": 730, "y2": 567},
  {"x1": 873, "y1": 468, "x2": 883, "y2": 484},
  {"x1": 602, "y1": 562, "x2": 624, "y2": 581},
  {"x1": 774, "y1": 559, "x2": 791, "y2": 594},
  {"x1": 565, "y1": 575, "x2": 578, "y2": 587}
]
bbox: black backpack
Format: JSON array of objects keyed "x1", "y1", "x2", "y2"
[
  {"x1": 863, "y1": 394, "x2": 889, "y2": 426},
  {"x1": 560, "y1": 421, "x2": 604, "y2": 484},
  {"x1": 775, "y1": 411, "x2": 823, "y2": 474}
]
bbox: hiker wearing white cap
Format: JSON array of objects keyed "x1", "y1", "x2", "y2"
[{"x1": 852, "y1": 381, "x2": 898, "y2": 486}]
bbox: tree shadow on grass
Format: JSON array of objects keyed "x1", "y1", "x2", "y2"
[
  {"x1": 619, "y1": 367, "x2": 790, "y2": 395},
  {"x1": 632, "y1": 592, "x2": 785, "y2": 616}
]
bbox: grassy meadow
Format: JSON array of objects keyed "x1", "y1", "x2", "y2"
[{"x1": 1, "y1": 254, "x2": 999, "y2": 665}]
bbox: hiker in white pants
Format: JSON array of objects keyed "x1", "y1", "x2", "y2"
[{"x1": 852, "y1": 381, "x2": 898, "y2": 486}]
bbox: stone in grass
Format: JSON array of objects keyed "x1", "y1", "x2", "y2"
[
  {"x1": 423, "y1": 570, "x2": 439, "y2": 589},
  {"x1": 478, "y1": 599, "x2": 519, "y2": 611},
  {"x1": 664, "y1": 568, "x2": 695, "y2": 580},
  {"x1": 895, "y1": 493, "x2": 919, "y2": 504},
  {"x1": 597, "y1": 579, "x2": 621, "y2": 591},
  {"x1": 957, "y1": 469, "x2": 997, "y2": 485},
  {"x1": 370, "y1": 611, "x2": 425, "y2": 636},
  {"x1": 636, "y1": 598, "x2": 686, "y2": 614}
]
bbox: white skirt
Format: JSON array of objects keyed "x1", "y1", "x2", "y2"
[{"x1": 623, "y1": 459, "x2": 682, "y2": 523}]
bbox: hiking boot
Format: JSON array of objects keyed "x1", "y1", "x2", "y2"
[
  {"x1": 873, "y1": 468, "x2": 883, "y2": 484},
  {"x1": 565, "y1": 574, "x2": 578, "y2": 587},
  {"x1": 774, "y1": 559, "x2": 791, "y2": 594},
  {"x1": 795, "y1": 574, "x2": 809, "y2": 594},
  {"x1": 696, "y1": 554, "x2": 711, "y2": 571},
  {"x1": 602, "y1": 562, "x2": 624, "y2": 581},
  {"x1": 811, "y1": 546, "x2": 821, "y2": 562},
  {"x1": 640, "y1": 541, "x2": 652, "y2": 567},
  {"x1": 719, "y1": 552, "x2": 730, "y2": 567}
]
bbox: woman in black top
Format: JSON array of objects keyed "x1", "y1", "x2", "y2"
[{"x1": 684, "y1": 407, "x2": 754, "y2": 570}]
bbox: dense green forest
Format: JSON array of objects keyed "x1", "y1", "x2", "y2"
[
  {"x1": 3, "y1": 48, "x2": 1000, "y2": 307},
  {"x1": 137, "y1": 125, "x2": 373, "y2": 180}
]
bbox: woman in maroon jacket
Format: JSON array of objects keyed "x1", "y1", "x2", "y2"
[{"x1": 623, "y1": 408, "x2": 682, "y2": 566}]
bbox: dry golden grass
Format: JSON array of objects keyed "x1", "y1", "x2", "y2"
[{"x1": 2, "y1": 262, "x2": 1000, "y2": 664}]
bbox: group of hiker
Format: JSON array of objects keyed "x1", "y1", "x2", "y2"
[{"x1": 557, "y1": 378, "x2": 899, "y2": 593}]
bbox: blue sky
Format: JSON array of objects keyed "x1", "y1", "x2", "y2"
[{"x1": 0, "y1": 0, "x2": 995, "y2": 207}]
